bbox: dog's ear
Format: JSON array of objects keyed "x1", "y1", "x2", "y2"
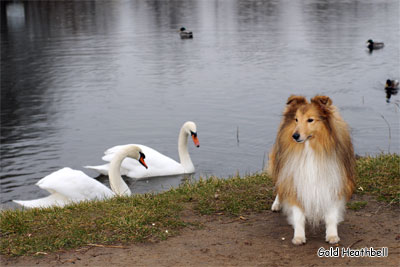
[
  {"x1": 286, "y1": 95, "x2": 307, "y2": 106},
  {"x1": 283, "y1": 95, "x2": 307, "y2": 119},
  {"x1": 311, "y1": 95, "x2": 332, "y2": 107}
]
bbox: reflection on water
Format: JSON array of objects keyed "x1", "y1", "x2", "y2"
[
  {"x1": 1, "y1": 0, "x2": 399, "y2": 206},
  {"x1": 385, "y1": 88, "x2": 398, "y2": 103},
  {"x1": 385, "y1": 79, "x2": 399, "y2": 103}
]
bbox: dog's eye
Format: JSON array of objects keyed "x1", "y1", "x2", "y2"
[
  {"x1": 307, "y1": 118, "x2": 314, "y2": 123},
  {"x1": 295, "y1": 118, "x2": 298, "y2": 122}
]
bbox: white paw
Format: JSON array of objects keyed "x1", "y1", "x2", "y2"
[
  {"x1": 326, "y1": 235, "x2": 340, "y2": 244},
  {"x1": 271, "y1": 201, "x2": 281, "y2": 212},
  {"x1": 292, "y1": 236, "x2": 306, "y2": 245}
]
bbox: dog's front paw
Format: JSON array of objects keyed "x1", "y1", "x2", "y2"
[
  {"x1": 292, "y1": 236, "x2": 306, "y2": 245},
  {"x1": 326, "y1": 235, "x2": 340, "y2": 244},
  {"x1": 271, "y1": 201, "x2": 281, "y2": 212}
]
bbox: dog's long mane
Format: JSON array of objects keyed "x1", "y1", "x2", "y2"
[{"x1": 268, "y1": 95, "x2": 355, "y2": 200}]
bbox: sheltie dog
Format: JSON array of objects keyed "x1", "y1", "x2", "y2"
[{"x1": 267, "y1": 95, "x2": 355, "y2": 245}]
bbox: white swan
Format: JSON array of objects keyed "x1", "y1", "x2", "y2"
[
  {"x1": 85, "y1": 121, "x2": 200, "y2": 179},
  {"x1": 13, "y1": 145, "x2": 148, "y2": 208}
]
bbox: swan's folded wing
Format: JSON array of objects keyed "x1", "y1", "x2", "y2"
[
  {"x1": 85, "y1": 163, "x2": 131, "y2": 176},
  {"x1": 37, "y1": 167, "x2": 114, "y2": 202},
  {"x1": 13, "y1": 193, "x2": 71, "y2": 208},
  {"x1": 102, "y1": 144, "x2": 138, "y2": 162},
  {"x1": 125, "y1": 145, "x2": 184, "y2": 178},
  {"x1": 82, "y1": 145, "x2": 134, "y2": 175},
  {"x1": 104, "y1": 144, "x2": 135, "y2": 156},
  {"x1": 84, "y1": 164, "x2": 110, "y2": 176},
  {"x1": 85, "y1": 144, "x2": 140, "y2": 177}
]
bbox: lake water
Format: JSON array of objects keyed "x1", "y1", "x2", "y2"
[{"x1": 1, "y1": 0, "x2": 399, "y2": 207}]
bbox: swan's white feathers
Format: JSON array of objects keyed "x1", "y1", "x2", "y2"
[
  {"x1": 13, "y1": 168, "x2": 114, "y2": 208},
  {"x1": 13, "y1": 146, "x2": 146, "y2": 208},
  {"x1": 102, "y1": 144, "x2": 184, "y2": 178},
  {"x1": 13, "y1": 193, "x2": 71, "y2": 208},
  {"x1": 38, "y1": 167, "x2": 114, "y2": 200},
  {"x1": 85, "y1": 121, "x2": 198, "y2": 178},
  {"x1": 83, "y1": 164, "x2": 110, "y2": 176}
]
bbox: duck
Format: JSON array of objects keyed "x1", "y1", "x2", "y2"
[
  {"x1": 366, "y1": 39, "x2": 384, "y2": 50},
  {"x1": 385, "y1": 79, "x2": 399, "y2": 89},
  {"x1": 13, "y1": 145, "x2": 148, "y2": 208},
  {"x1": 385, "y1": 79, "x2": 399, "y2": 103},
  {"x1": 179, "y1": 27, "x2": 193, "y2": 39},
  {"x1": 85, "y1": 121, "x2": 199, "y2": 179}
]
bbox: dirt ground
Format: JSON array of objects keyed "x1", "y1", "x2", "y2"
[{"x1": 2, "y1": 195, "x2": 399, "y2": 267}]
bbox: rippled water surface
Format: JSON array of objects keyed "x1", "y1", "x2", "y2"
[{"x1": 1, "y1": 0, "x2": 399, "y2": 206}]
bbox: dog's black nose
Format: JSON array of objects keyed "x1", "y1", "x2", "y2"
[{"x1": 292, "y1": 133, "x2": 300, "y2": 141}]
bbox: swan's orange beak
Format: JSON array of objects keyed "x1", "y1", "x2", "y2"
[
  {"x1": 192, "y1": 134, "x2": 200, "y2": 147},
  {"x1": 139, "y1": 152, "x2": 148, "y2": 169}
]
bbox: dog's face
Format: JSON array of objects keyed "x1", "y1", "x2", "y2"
[
  {"x1": 292, "y1": 105, "x2": 322, "y2": 143},
  {"x1": 285, "y1": 95, "x2": 332, "y2": 144}
]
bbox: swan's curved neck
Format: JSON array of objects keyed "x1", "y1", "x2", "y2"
[
  {"x1": 178, "y1": 127, "x2": 195, "y2": 172},
  {"x1": 109, "y1": 150, "x2": 131, "y2": 196}
]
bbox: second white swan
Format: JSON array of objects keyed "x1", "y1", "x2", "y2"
[
  {"x1": 85, "y1": 121, "x2": 200, "y2": 179},
  {"x1": 13, "y1": 145, "x2": 148, "y2": 208}
]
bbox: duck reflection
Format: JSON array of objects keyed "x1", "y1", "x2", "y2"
[
  {"x1": 366, "y1": 39, "x2": 384, "y2": 53},
  {"x1": 385, "y1": 80, "x2": 399, "y2": 103},
  {"x1": 385, "y1": 88, "x2": 398, "y2": 103}
]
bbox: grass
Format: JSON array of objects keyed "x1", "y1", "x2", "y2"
[
  {"x1": 1, "y1": 154, "x2": 398, "y2": 256},
  {"x1": 170, "y1": 173, "x2": 275, "y2": 216},
  {"x1": 346, "y1": 201, "x2": 368, "y2": 211},
  {"x1": 0, "y1": 193, "x2": 184, "y2": 256},
  {"x1": 355, "y1": 153, "x2": 399, "y2": 202}
]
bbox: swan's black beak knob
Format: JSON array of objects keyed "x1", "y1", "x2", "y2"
[
  {"x1": 139, "y1": 152, "x2": 148, "y2": 169},
  {"x1": 191, "y1": 132, "x2": 200, "y2": 147}
]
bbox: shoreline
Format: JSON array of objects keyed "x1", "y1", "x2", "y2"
[{"x1": 1, "y1": 154, "x2": 399, "y2": 258}]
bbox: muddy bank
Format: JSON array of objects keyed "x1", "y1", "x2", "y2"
[{"x1": 2, "y1": 195, "x2": 399, "y2": 267}]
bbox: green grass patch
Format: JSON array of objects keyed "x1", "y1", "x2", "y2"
[
  {"x1": 1, "y1": 173, "x2": 275, "y2": 256},
  {"x1": 171, "y1": 173, "x2": 275, "y2": 216},
  {"x1": 1, "y1": 154, "x2": 398, "y2": 256},
  {"x1": 356, "y1": 153, "x2": 399, "y2": 202},
  {"x1": 1, "y1": 193, "x2": 184, "y2": 256},
  {"x1": 347, "y1": 201, "x2": 368, "y2": 211}
]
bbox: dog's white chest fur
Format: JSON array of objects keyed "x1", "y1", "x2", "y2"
[{"x1": 280, "y1": 142, "x2": 343, "y2": 224}]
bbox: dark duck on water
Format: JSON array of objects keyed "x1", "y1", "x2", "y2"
[
  {"x1": 179, "y1": 27, "x2": 193, "y2": 39},
  {"x1": 366, "y1": 39, "x2": 384, "y2": 51}
]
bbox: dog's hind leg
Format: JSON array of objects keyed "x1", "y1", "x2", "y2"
[
  {"x1": 289, "y1": 205, "x2": 306, "y2": 245},
  {"x1": 271, "y1": 195, "x2": 281, "y2": 211}
]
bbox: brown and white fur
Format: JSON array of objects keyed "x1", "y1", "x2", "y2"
[{"x1": 267, "y1": 95, "x2": 355, "y2": 245}]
